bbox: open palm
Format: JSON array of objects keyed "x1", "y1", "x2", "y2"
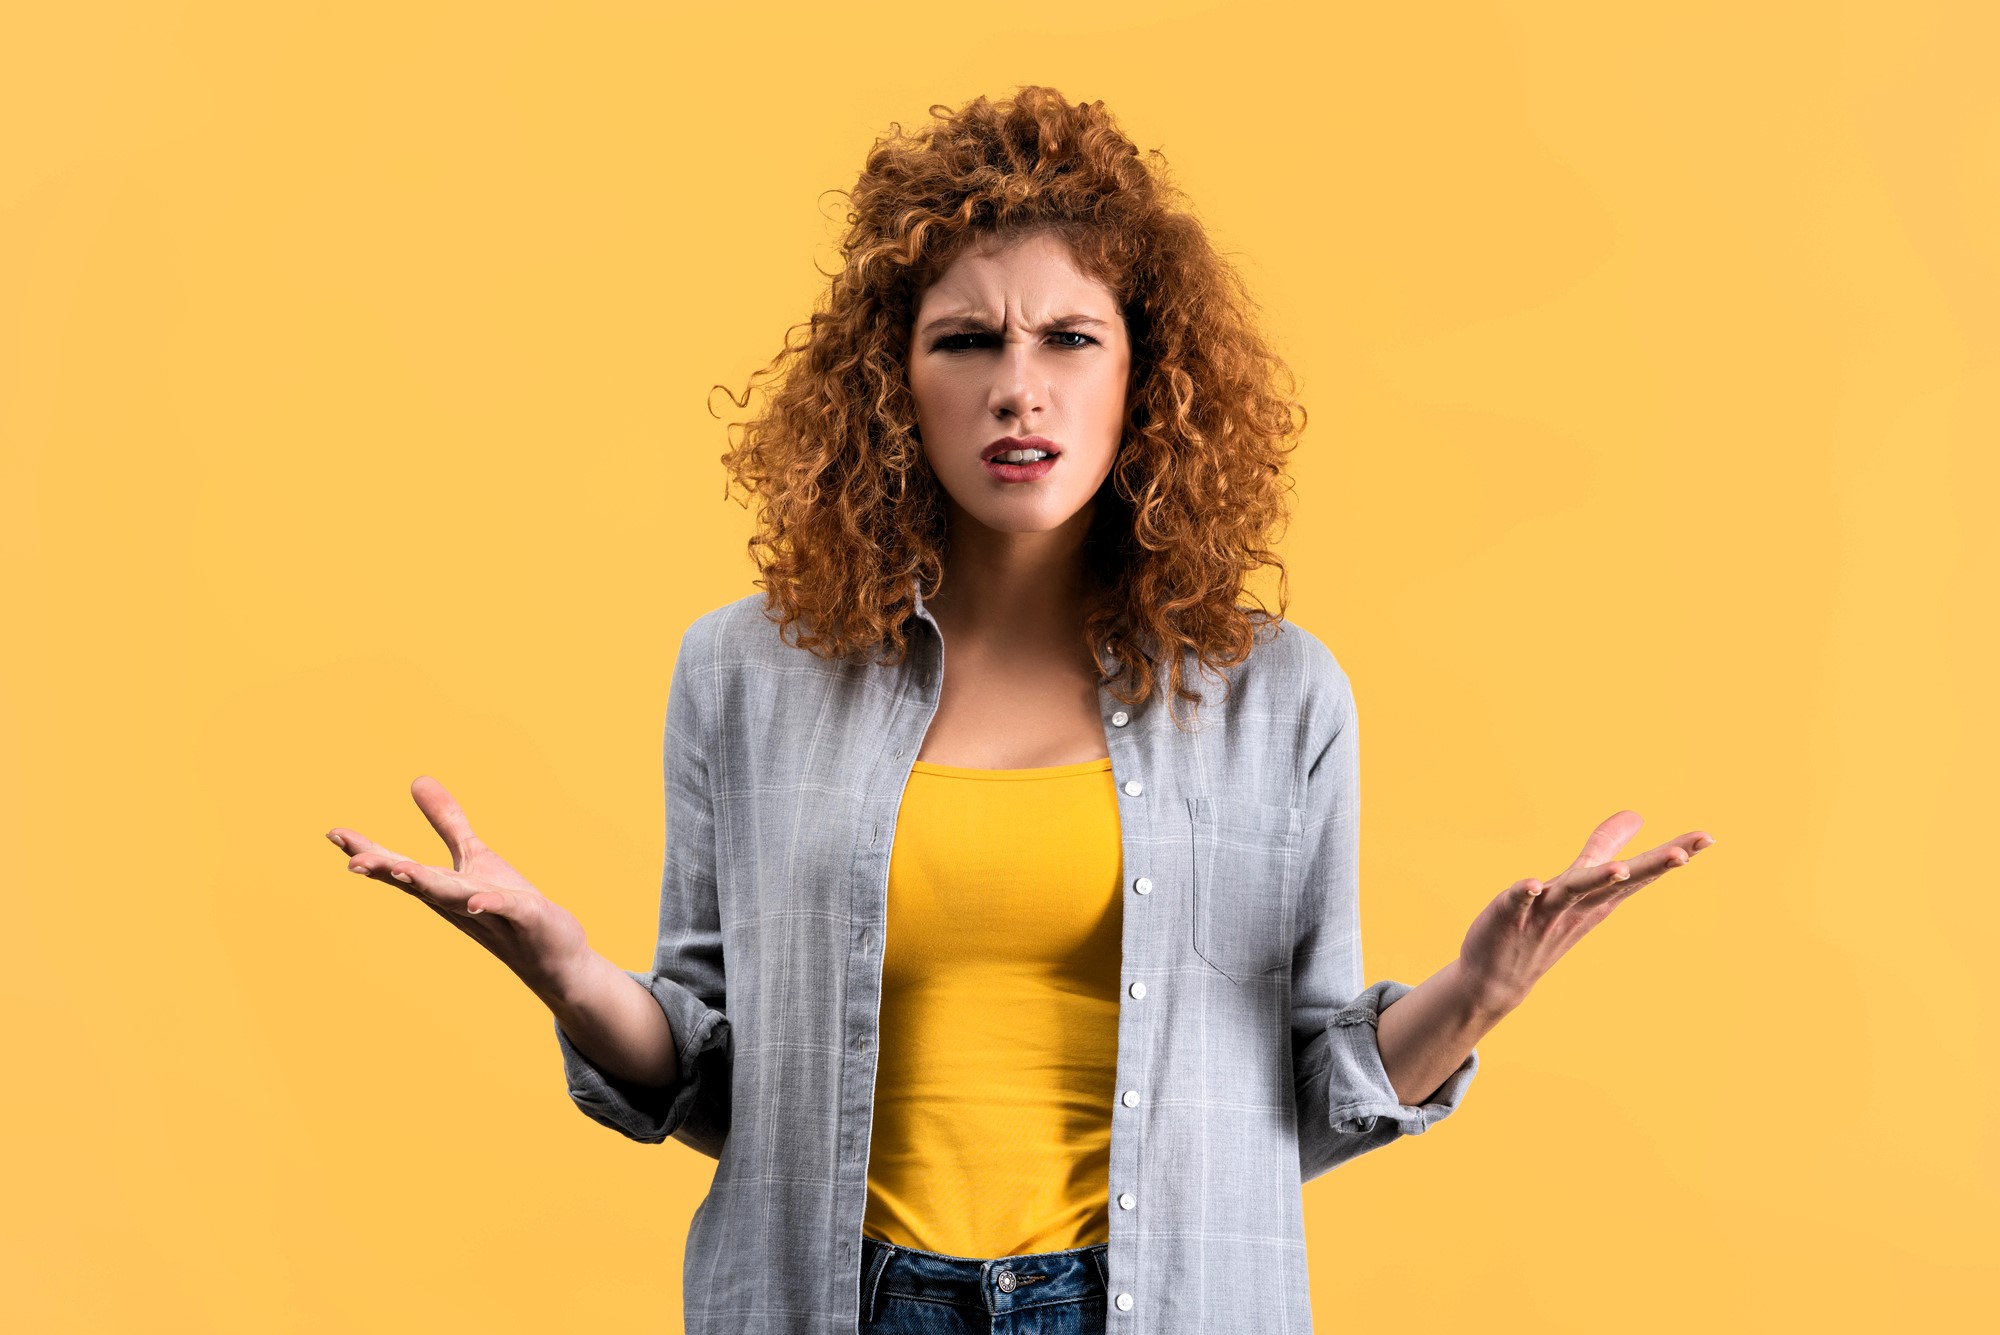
[
  {"x1": 326, "y1": 774, "x2": 593, "y2": 995},
  {"x1": 1456, "y1": 810, "x2": 1716, "y2": 1013}
]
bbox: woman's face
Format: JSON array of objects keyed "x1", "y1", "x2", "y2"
[{"x1": 907, "y1": 228, "x2": 1132, "y2": 541}]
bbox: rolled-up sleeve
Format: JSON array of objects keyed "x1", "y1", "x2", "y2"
[
  {"x1": 1287, "y1": 641, "x2": 1478, "y2": 1184},
  {"x1": 555, "y1": 617, "x2": 734, "y2": 1158}
]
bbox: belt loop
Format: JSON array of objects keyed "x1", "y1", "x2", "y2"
[
  {"x1": 1089, "y1": 1245, "x2": 1110, "y2": 1290},
  {"x1": 861, "y1": 1240, "x2": 896, "y2": 1324}
]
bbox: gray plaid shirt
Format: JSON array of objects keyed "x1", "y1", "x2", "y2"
[{"x1": 555, "y1": 583, "x2": 1479, "y2": 1333}]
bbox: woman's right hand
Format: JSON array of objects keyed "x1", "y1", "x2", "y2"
[{"x1": 326, "y1": 775, "x2": 595, "y2": 1000}]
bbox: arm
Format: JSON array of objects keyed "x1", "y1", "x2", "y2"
[
  {"x1": 551, "y1": 617, "x2": 734, "y2": 1155},
  {"x1": 1375, "y1": 955, "x2": 1513, "y2": 1106},
  {"x1": 1290, "y1": 650, "x2": 1481, "y2": 1184},
  {"x1": 540, "y1": 948, "x2": 681, "y2": 1089}
]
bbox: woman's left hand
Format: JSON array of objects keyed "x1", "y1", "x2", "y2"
[{"x1": 1456, "y1": 811, "x2": 1716, "y2": 1015}]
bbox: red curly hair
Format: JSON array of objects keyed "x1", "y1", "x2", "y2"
[{"x1": 714, "y1": 85, "x2": 1307, "y2": 727}]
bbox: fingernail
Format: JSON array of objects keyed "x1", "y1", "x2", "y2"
[
  {"x1": 327, "y1": 832, "x2": 345, "y2": 851},
  {"x1": 349, "y1": 865, "x2": 369, "y2": 875},
  {"x1": 469, "y1": 904, "x2": 484, "y2": 915},
  {"x1": 391, "y1": 869, "x2": 412, "y2": 883}
]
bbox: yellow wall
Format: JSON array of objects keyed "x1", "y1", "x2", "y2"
[{"x1": 4, "y1": 2, "x2": 1991, "y2": 1330}]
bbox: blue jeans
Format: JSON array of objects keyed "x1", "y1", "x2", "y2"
[{"x1": 858, "y1": 1236, "x2": 1111, "y2": 1334}]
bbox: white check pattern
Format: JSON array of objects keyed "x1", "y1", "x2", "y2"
[{"x1": 555, "y1": 583, "x2": 1479, "y2": 1333}]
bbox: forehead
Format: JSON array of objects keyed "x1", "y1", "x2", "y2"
[{"x1": 914, "y1": 229, "x2": 1119, "y2": 317}]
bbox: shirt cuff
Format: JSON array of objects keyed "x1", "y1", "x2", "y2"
[
  {"x1": 555, "y1": 968, "x2": 731, "y2": 1149},
  {"x1": 1321, "y1": 979, "x2": 1479, "y2": 1136}
]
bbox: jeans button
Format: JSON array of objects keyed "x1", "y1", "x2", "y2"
[{"x1": 996, "y1": 1269, "x2": 1017, "y2": 1292}]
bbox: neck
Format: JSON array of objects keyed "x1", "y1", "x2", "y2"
[{"x1": 923, "y1": 501, "x2": 1095, "y2": 658}]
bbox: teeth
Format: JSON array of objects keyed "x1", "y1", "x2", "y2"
[{"x1": 994, "y1": 449, "x2": 1050, "y2": 463}]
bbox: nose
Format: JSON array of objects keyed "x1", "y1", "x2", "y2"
[{"x1": 987, "y1": 344, "x2": 1045, "y2": 424}]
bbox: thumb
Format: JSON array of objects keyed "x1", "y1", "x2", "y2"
[{"x1": 464, "y1": 886, "x2": 519, "y2": 919}]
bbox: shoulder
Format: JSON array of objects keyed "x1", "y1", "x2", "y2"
[
  {"x1": 1212, "y1": 612, "x2": 1354, "y2": 724},
  {"x1": 668, "y1": 593, "x2": 789, "y2": 711},
  {"x1": 673, "y1": 590, "x2": 871, "y2": 704},
  {"x1": 680, "y1": 592, "x2": 782, "y2": 660},
  {"x1": 1245, "y1": 618, "x2": 1359, "y2": 796}
]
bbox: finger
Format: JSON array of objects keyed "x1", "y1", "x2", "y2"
[
  {"x1": 409, "y1": 776, "x2": 487, "y2": 870},
  {"x1": 1568, "y1": 827, "x2": 1712, "y2": 911},
  {"x1": 1510, "y1": 877, "x2": 1546, "y2": 925},
  {"x1": 449, "y1": 878, "x2": 526, "y2": 923},
  {"x1": 389, "y1": 859, "x2": 481, "y2": 913},
  {"x1": 328, "y1": 828, "x2": 423, "y2": 883},
  {"x1": 462, "y1": 886, "x2": 521, "y2": 920},
  {"x1": 1608, "y1": 832, "x2": 1715, "y2": 885},
  {"x1": 1570, "y1": 810, "x2": 1644, "y2": 873},
  {"x1": 1543, "y1": 859, "x2": 1631, "y2": 912}
]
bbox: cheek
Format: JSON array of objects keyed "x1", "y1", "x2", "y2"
[
  {"x1": 1088, "y1": 365, "x2": 1131, "y2": 430},
  {"x1": 909, "y1": 365, "x2": 969, "y2": 422}
]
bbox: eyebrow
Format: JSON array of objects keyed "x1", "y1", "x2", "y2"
[{"x1": 918, "y1": 314, "x2": 1113, "y2": 337}]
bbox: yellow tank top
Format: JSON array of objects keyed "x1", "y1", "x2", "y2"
[{"x1": 862, "y1": 755, "x2": 1124, "y2": 1258}]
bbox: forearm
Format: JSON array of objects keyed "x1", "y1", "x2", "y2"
[
  {"x1": 538, "y1": 949, "x2": 680, "y2": 1090},
  {"x1": 1374, "y1": 956, "x2": 1514, "y2": 1107}
]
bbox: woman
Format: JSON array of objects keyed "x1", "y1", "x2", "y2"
[{"x1": 326, "y1": 87, "x2": 1714, "y2": 1335}]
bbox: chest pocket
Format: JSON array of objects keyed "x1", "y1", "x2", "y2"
[{"x1": 1187, "y1": 796, "x2": 1305, "y2": 981}]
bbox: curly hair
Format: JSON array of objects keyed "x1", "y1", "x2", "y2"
[{"x1": 713, "y1": 85, "x2": 1307, "y2": 728}]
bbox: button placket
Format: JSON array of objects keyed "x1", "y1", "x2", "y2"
[{"x1": 1104, "y1": 699, "x2": 1140, "y2": 1319}]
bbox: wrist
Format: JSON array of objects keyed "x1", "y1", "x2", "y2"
[
  {"x1": 1449, "y1": 955, "x2": 1528, "y2": 1025},
  {"x1": 529, "y1": 946, "x2": 611, "y2": 1013}
]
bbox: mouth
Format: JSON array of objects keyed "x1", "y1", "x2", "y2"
[
  {"x1": 980, "y1": 435, "x2": 1063, "y2": 463},
  {"x1": 981, "y1": 436, "x2": 1061, "y2": 484},
  {"x1": 983, "y1": 455, "x2": 1057, "y2": 482}
]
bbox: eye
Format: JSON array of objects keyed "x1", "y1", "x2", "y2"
[{"x1": 929, "y1": 329, "x2": 1100, "y2": 352}]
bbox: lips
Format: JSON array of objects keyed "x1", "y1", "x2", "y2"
[
  {"x1": 981, "y1": 435, "x2": 1062, "y2": 461},
  {"x1": 982, "y1": 453, "x2": 1059, "y2": 484}
]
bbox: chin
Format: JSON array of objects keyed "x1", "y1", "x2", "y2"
[{"x1": 953, "y1": 493, "x2": 1093, "y2": 536}]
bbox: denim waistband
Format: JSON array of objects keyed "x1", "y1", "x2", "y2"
[{"x1": 859, "y1": 1236, "x2": 1110, "y2": 1322}]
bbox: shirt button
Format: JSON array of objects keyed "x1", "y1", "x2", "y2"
[
  {"x1": 1133, "y1": 876, "x2": 1152, "y2": 895},
  {"x1": 1116, "y1": 1293, "x2": 1134, "y2": 1311},
  {"x1": 1110, "y1": 710, "x2": 1130, "y2": 727},
  {"x1": 1122, "y1": 779, "x2": 1143, "y2": 797},
  {"x1": 1128, "y1": 981, "x2": 1146, "y2": 999},
  {"x1": 1121, "y1": 1089, "x2": 1139, "y2": 1107},
  {"x1": 1118, "y1": 1192, "x2": 1136, "y2": 1210}
]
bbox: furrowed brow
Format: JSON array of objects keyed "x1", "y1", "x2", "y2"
[{"x1": 919, "y1": 313, "x2": 1111, "y2": 336}]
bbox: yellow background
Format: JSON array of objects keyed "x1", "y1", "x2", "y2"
[{"x1": 4, "y1": 2, "x2": 1993, "y2": 1330}]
